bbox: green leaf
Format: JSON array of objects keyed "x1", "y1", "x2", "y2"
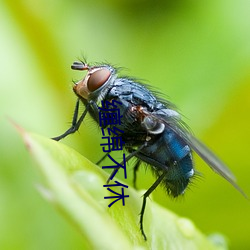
[{"x1": 19, "y1": 127, "x2": 227, "y2": 250}]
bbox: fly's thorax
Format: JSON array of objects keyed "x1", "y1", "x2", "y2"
[
  {"x1": 140, "y1": 109, "x2": 181, "y2": 135},
  {"x1": 141, "y1": 115, "x2": 165, "y2": 134},
  {"x1": 73, "y1": 63, "x2": 117, "y2": 102}
]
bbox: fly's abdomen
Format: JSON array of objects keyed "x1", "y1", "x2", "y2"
[
  {"x1": 164, "y1": 154, "x2": 193, "y2": 197},
  {"x1": 163, "y1": 129, "x2": 194, "y2": 196},
  {"x1": 138, "y1": 128, "x2": 194, "y2": 197}
]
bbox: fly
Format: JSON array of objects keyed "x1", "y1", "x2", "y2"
[{"x1": 52, "y1": 60, "x2": 247, "y2": 240}]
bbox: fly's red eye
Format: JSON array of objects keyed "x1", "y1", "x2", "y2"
[{"x1": 87, "y1": 68, "x2": 111, "y2": 92}]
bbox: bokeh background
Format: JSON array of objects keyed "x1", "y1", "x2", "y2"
[{"x1": 1, "y1": 0, "x2": 250, "y2": 249}]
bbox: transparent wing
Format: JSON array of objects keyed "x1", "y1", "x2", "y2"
[
  {"x1": 148, "y1": 110, "x2": 247, "y2": 198},
  {"x1": 169, "y1": 122, "x2": 247, "y2": 198}
]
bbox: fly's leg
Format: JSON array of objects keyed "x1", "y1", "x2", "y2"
[
  {"x1": 52, "y1": 99, "x2": 89, "y2": 141},
  {"x1": 96, "y1": 152, "x2": 109, "y2": 165},
  {"x1": 140, "y1": 172, "x2": 167, "y2": 240},
  {"x1": 133, "y1": 160, "x2": 141, "y2": 189},
  {"x1": 106, "y1": 144, "x2": 147, "y2": 184},
  {"x1": 97, "y1": 143, "x2": 117, "y2": 165}
]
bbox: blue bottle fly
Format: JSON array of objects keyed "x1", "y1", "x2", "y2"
[{"x1": 52, "y1": 60, "x2": 246, "y2": 240}]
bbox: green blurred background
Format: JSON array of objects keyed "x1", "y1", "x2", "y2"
[{"x1": 1, "y1": 0, "x2": 250, "y2": 249}]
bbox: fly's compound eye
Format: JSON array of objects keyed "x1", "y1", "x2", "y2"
[{"x1": 87, "y1": 68, "x2": 111, "y2": 92}]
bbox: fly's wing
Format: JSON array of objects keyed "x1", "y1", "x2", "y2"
[
  {"x1": 183, "y1": 132, "x2": 248, "y2": 197},
  {"x1": 172, "y1": 124, "x2": 247, "y2": 198},
  {"x1": 151, "y1": 110, "x2": 247, "y2": 198}
]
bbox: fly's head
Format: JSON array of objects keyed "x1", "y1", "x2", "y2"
[{"x1": 72, "y1": 61, "x2": 116, "y2": 101}]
